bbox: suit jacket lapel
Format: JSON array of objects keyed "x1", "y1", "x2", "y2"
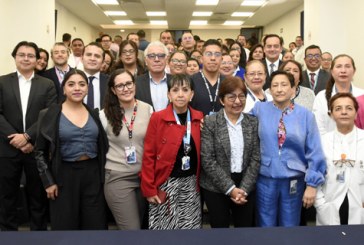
[
  {"x1": 10, "y1": 73, "x2": 23, "y2": 114},
  {"x1": 216, "y1": 110, "x2": 231, "y2": 161},
  {"x1": 241, "y1": 116, "x2": 251, "y2": 166},
  {"x1": 26, "y1": 75, "x2": 39, "y2": 113}
]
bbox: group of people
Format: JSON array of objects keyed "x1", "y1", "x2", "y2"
[{"x1": 1, "y1": 30, "x2": 364, "y2": 232}]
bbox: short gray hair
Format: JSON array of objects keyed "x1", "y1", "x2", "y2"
[{"x1": 144, "y1": 41, "x2": 168, "y2": 58}]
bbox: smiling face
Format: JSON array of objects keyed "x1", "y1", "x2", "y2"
[
  {"x1": 52, "y1": 44, "x2": 69, "y2": 67},
  {"x1": 167, "y1": 81, "x2": 194, "y2": 113},
  {"x1": 169, "y1": 52, "x2": 187, "y2": 75},
  {"x1": 252, "y1": 46, "x2": 264, "y2": 60},
  {"x1": 264, "y1": 36, "x2": 282, "y2": 62},
  {"x1": 82, "y1": 45, "x2": 104, "y2": 74},
  {"x1": 270, "y1": 74, "x2": 295, "y2": 109},
  {"x1": 15, "y1": 45, "x2": 37, "y2": 74},
  {"x1": 304, "y1": 48, "x2": 322, "y2": 71},
  {"x1": 282, "y1": 61, "x2": 300, "y2": 86},
  {"x1": 219, "y1": 55, "x2": 235, "y2": 76},
  {"x1": 111, "y1": 72, "x2": 135, "y2": 106},
  {"x1": 244, "y1": 61, "x2": 266, "y2": 92},
  {"x1": 63, "y1": 74, "x2": 88, "y2": 103},
  {"x1": 186, "y1": 59, "x2": 199, "y2": 76},
  {"x1": 220, "y1": 88, "x2": 246, "y2": 119},
  {"x1": 120, "y1": 43, "x2": 136, "y2": 66},
  {"x1": 36, "y1": 51, "x2": 48, "y2": 71},
  {"x1": 229, "y1": 49, "x2": 240, "y2": 67}
]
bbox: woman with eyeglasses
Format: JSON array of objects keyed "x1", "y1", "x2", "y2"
[
  {"x1": 100, "y1": 69, "x2": 153, "y2": 230},
  {"x1": 168, "y1": 51, "x2": 188, "y2": 75},
  {"x1": 140, "y1": 74, "x2": 203, "y2": 229},
  {"x1": 243, "y1": 60, "x2": 272, "y2": 113},
  {"x1": 200, "y1": 76, "x2": 260, "y2": 228},
  {"x1": 35, "y1": 69, "x2": 109, "y2": 230},
  {"x1": 315, "y1": 93, "x2": 364, "y2": 225},
  {"x1": 313, "y1": 54, "x2": 364, "y2": 135},
  {"x1": 251, "y1": 71, "x2": 326, "y2": 227},
  {"x1": 113, "y1": 40, "x2": 145, "y2": 77},
  {"x1": 219, "y1": 54, "x2": 235, "y2": 77}
]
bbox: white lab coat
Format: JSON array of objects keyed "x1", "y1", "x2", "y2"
[{"x1": 315, "y1": 127, "x2": 364, "y2": 225}]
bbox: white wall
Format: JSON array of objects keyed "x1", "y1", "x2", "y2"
[
  {"x1": 305, "y1": 0, "x2": 364, "y2": 88},
  {"x1": 263, "y1": 4, "x2": 303, "y2": 48},
  {"x1": 55, "y1": 2, "x2": 100, "y2": 44},
  {"x1": 0, "y1": 0, "x2": 55, "y2": 75}
]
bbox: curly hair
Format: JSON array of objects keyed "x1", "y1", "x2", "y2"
[{"x1": 103, "y1": 69, "x2": 135, "y2": 136}]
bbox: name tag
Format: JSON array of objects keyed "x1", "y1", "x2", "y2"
[{"x1": 125, "y1": 146, "x2": 137, "y2": 164}]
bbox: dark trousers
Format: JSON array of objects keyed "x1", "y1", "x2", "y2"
[
  {"x1": 0, "y1": 154, "x2": 47, "y2": 231},
  {"x1": 202, "y1": 173, "x2": 255, "y2": 228},
  {"x1": 50, "y1": 158, "x2": 107, "y2": 230}
]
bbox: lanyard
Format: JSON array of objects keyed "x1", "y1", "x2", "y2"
[
  {"x1": 122, "y1": 100, "x2": 138, "y2": 140},
  {"x1": 247, "y1": 88, "x2": 267, "y2": 102},
  {"x1": 173, "y1": 109, "x2": 191, "y2": 154},
  {"x1": 200, "y1": 71, "x2": 220, "y2": 112}
]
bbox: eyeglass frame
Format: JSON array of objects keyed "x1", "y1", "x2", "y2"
[
  {"x1": 225, "y1": 93, "x2": 246, "y2": 102},
  {"x1": 114, "y1": 81, "x2": 134, "y2": 91}
]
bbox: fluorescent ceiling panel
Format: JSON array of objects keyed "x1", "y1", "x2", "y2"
[
  {"x1": 196, "y1": 0, "x2": 219, "y2": 6},
  {"x1": 231, "y1": 12, "x2": 254, "y2": 17},
  {"x1": 114, "y1": 20, "x2": 134, "y2": 25},
  {"x1": 104, "y1": 11, "x2": 126, "y2": 16},
  {"x1": 92, "y1": 0, "x2": 118, "y2": 5},
  {"x1": 241, "y1": 0, "x2": 266, "y2": 6}
]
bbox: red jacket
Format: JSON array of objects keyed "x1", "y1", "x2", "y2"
[{"x1": 140, "y1": 104, "x2": 203, "y2": 198}]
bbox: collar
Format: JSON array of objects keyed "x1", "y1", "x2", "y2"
[
  {"x1": 17, "y1": 70, "x2": 34, "y2": 81},
  {"x1": 223, "y1": 109, "x2": 244, "y2": 126},
  {"x1": 84, "y1": 71, "x2": 100, "y2": 79},
  {"x1": 149, "y1": 72, "x2": 167, "y2": 84}
]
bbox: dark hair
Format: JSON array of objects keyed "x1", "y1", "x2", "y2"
[
  {"x1": 263, "y1": 34, "x2": 282, "y2": 46},
  {"x1": 168, "y1": 74, "x2": 195, "y2": 91},
  {"x1": 304, "y1": 44, "x2": 322, "y2": 57},
  {"x1": 218, "y1": 76, "x2": 247, "y2": 100},
  {"x1": 325, "y1": 54, "x2": 356, "y2": 112},
  {"x1": 83, "y1": 42, "x2": 105, "y2": 60},
  {"x1": 279, "y1": 60, "x2": 303, "y2": 85},
  {"x1": 103, "y1": 50, "x2": 115, "y2": 74},
  {"x1": 248, "y1": 44, "x2": 264, "y2": 61},
  {"x1": 137, "y1": 30, "x2": 146, "y2": 38},
  {"x1": 270, "y1": 70, "x2": 295, "y2": 88},
  {"x1": 71, "y1": 38, "x2": 84, "y2": 45},
  {"x1": 100, "y1": 34, "x2": 112, "y2": 41},
  {"x1": 113, "y1": 40, "x2": 145, "y2": 75},
  {"x1": 37, "y1": 48, "x2": 49, "y2": 71},
  {"x1": 11, "y1": 41, "x2": 40, "y2": 59},
  {"x1": 62, "y1": 33, "x2": 71, "y2": 42},
  {"x1": 127, "y1": 32, "x2": 138, "y2": 40},
  {"x1": 328, "y1": 92, "x2": 359, "y2": 116},
  {"x1": 187, "y1": 57, "x2": 199, "y2": 66},
  {"x1": 202, "y1": 39, "x2": 222, "y2": 53},
  {"x1": 169, "y1": 51, "x2": 188, "y2": 63},
  {"x1": 224, "y1": 38, "x2": 235, "y2": 48},
  {"x1": 104, "y1": 69, "x2": 135, "y2": 136},
  {"x1": 61, "y1": 69, "x2": 88, "y2": 88},
  {"x1": 229, "y1": 41, "x2": 247, "y2": 68}
]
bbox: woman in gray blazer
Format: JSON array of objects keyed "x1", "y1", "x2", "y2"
[{"x1": 200, "y1": 76, "x2": 260, "y2": 228}]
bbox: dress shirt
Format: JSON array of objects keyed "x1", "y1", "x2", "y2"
[
  {"x1": 306, "y1": 69, "x2": 319, "y2": 89},
  {"x1": 17, "y1": 71, "x2": 33, "y2": 131},
  {"x1": 149, "y1": 72, "x2": 168, "y2": 112},
  {"x1": 223, "y1": 110, "x2": 245, "y2": 173},
  {"x1": 84, "y1": 71, "x2": 101, "y2": 109},
  {"x1": 265, "y1": 58, "x2": 280, "y2": 75}
]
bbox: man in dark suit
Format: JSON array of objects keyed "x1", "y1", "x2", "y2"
[
  {"x1": 301, "y1": 45, "x2": 330, "y2": 95},
  {"x1": 41, "y1": 42, "x2": 71, "y2": 102},
  {"x1": 262, "y1": 34, "x2": 283, "y2": 90},
  {"x1": 82, "y1": 42, "x2": 108, "y2": 109},
  {"x1": 0, "y1": 41, "x2": 57, "y2": 230},
  {"x1": 135, "y1": 41, "x2": 171, "y2": 111}
]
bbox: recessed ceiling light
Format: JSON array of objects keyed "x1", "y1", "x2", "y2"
[
  {"x1": 146, "y1": 12, "x2": 166, "y2": 16},
  {"x1": 150, "y1": 20, "x2": 168, "y2": 25},
  {"x1": 92, "y1": 0, "x2": 118, "y2": 5},
  {"x1": 223, "y1": 21, "x2": 243, "y2": 25},
  {"x1": 104, "y1": 11, "x2": 126, "y2": 16},
  {"x1": 190, "y1": 20, "x2": 208, "y2": 25},
  {"x1": 196, "y1": 0, "x2": 219, "y2": 6},
  {"x1": 231, "y1": 12, "x2": 254, "y2": 17},
  {"x1": 192, "y1": 12, "x2": 213, "y2": 16},
  {"x1": 114, "y1": 20, "x2": 134, "y2": 25},
  {"x1": 241, "y1": 0, "x2": 266, "y2": 6}
]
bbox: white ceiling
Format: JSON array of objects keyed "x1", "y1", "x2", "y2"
[{"x1": 56, "y1": 0, "x2": 303, "y2": 30}]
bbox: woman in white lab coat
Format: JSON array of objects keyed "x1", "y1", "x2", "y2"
[{"x1": 315, "y1": 92, "x2": 364, "y2": 225}]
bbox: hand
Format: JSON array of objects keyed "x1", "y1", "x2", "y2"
[
  {"x1": 147, "y1": 195, "x2": 162, "y2": 205},
  {"x1": 200, "y1": 118, "x2": 204, "y2": 130},
  {"x1": 20, "y1": 143, "x2": 34, "y2": 154},
  {"x1": 230, "y1": 187, "x2": 248, "y2": 205},
  {"x1": 8, "y1": 133, "x2": 28, "y2": 149},
  {"x1": 46, "y1": 184, "x2": 58, "y2": 200},
  {"x1": 302, "y1": 186, "x2": 317, "y2": 208}
]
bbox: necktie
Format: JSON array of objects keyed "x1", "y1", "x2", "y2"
[
  {"x1": 309, "y1": 73, "x2": 315, "y2": 89},
  {"x1": 87, "y1": 76, "x2": 95, "y2": 108},
  {"x1": 269, "y1": 63, "x2": 275, "y2": 75}
]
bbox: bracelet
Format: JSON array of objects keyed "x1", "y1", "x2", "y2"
[{"x1": 23, "y1": 133, "x2": 31, "y2": 142}]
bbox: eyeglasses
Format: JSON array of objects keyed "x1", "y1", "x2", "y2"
[
  {"x1": 204, "y1": 52, "x2": 222, "y2": 58},
  {"x1": 16, "y1": 53, "x2": 36, "y2": 59},
  {"x1": 191, "y1": 55, "x2": 202, "y2": 60},
  {"x1": 122, "y1": 49, "x2": 135, "y2": 55},
  {"x1": 170, "y1": 58, "x2": 187, "y2": 65},
  {"x1": 221, "y1": 61, "x2": 234, "y2": 66},
  {"x1": 322, "y1": 58, "x2": 332, "y2": 62},
  {"x1": 114, "y1": 81, "x2": 134, "y2": 91},
  {"x1": 225, "y1": 93, "x2": 246, "y2": 102},
  {"x1": 146, "y1": 53, "x2": 166, "y2": 60},
  {"x1": 306, "y1": 54, "x2": 321, "y2": 59},
  {"x1": 101, "y1": 39, "x2": 111, "y2": 43},
  {"x1": 183, "y1": 36, "x2": 193, "y2": 41},
  {"x1": 246, "y1": 72, "x2": 265, "y2": 78}
]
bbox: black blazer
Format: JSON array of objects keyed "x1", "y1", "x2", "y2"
[
  {"x1": 135, "y1": 72, "x2": 172, "y2": 110},
  {"x1": 0, "y1": 72, "x2": 57, "y2": 157},
  {"x1": 262, "y1": 59, "x2": 283, "y2": 90},
  {"x1": 301, "y1": 69, "x2": 330, "y2": 95},
  {"x1": 35, "y1": 104, "x2": 109, "y2": 188},
  {"x1": 98, "y1": 73, "x2": 109, "y2": 109},
  {"x1": 42, "y1": 67, "x2": 65, "y2": 102}
]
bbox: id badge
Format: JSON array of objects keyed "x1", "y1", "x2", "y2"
[
  {"x1": 289, "y1": 179, "x2": 297, "y2": 195},
  {"x1": 337, "y1": 170, "x2": 345, "y2": 183},
  {"x1": 125, "y1": 146, "x2": 137, "y2": 164},
  {"x1": 181, "y1": 156, "x2": 190, "y2": 171}
]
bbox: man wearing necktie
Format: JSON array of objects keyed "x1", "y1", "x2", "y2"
[
  {"x1": 262, "y1": 34, "x2": 283, "y2": 90},
  {"x1": 81, "y1": 42, "x2": 109, "y2": 109}
]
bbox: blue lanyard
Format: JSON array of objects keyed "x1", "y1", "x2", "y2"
[{"x1": 173, "y1": 109, "x2": 191, "y2": 147}]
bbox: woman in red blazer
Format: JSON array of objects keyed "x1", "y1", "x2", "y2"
[{"x1": 141, "y1": 74, "x2": 203, "y2": 229}]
